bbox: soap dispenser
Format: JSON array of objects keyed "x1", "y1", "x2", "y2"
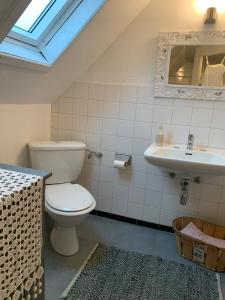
[{"x1": 155, "y1": 126, "x2": 164, "y2": 146}]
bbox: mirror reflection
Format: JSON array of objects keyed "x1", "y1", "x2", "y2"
[{"x1": 168, "y1": 45, "x2": 225, "y2": 87}]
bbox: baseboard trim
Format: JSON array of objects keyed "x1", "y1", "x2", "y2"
[{"x1": 90, "y1": 210, "x2": 174, "y2": 233}]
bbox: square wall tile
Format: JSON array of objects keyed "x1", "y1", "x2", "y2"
[
  {"x1": 72, "y1": 115, "x2": 87, "y2": 131},
  {"x1": 98, "y1": 196, "x2": 113, "y2": 213},
  {"x1": 88, "y1": 100, "x2": 104, "y2": 117},
  {"x1": 191, "y1": 107, "x2": 213, "y2": 127},
  {"x1": 113, "y1": 184, "x2": 129, "y2": 201},
  {"x1": 104, "y1": 84, "x2": 121, "y2": 101},
  {"x1": 100, "y1": 150, "x2": 115, "y2": 167},
  {"x1": 129, "y1": 187, "x2": 145, "y2": 205},
  {"x1": 143, "y1": 205, "x2": 160, "y2": 223},
  {"x1": 99, "y1": 166, "x2": 114, "y2": 182},
  {"x1": 136, "y1": 104, "x2": 153, "y2": 122},
  {"x1": 52, "y1": 82, "x2": 225, "y2": 227},
  {"x1": 85, "y1": 164, "x2": 100, "y2": 180},
  {"x1": 146, "y1": 173, "x2": 164, "y2": 192},
  {"x1": 198, "y1": 201, "x2": 218, "y2": 223},
  {"x1": 57, "y1": 129, "x2": 72, "y2": 140},
  {"x1": 132, "y1": 138, "x2": 150, "y2": 155},
  {"x1": 169, "y1": 125, "x2": 190, "y2": 144},
  {"x1": 209, "y1": 129, "x2": 225, "y2": 148},
  {"x1": 134, "y1": 122, "x2": 151, "y2": 140},
  {"x1": 73, "y1": 99, "x2": 88, "y2": 115},
  {"x1": 58, "y1": 114, "x2": 72, "y2": 130},
  {"x1": 153, "y1": 105, "x2": 173, "y2": 124},
  {"x1": 132, "y1": 155, "x2": 147, "y2": 172},
  {"x1": 51, "y1": 101, "x2": 59, "y2": 113},
  {"x1": 51, "y1": 128, "x2": 58, "y2": 140},
  {"x1": 162, "y1": 193, "x2": 179, "y2": 210},
  {"x1": 99, "y1": 182, "x2": 114, "y2": 198},
  {"x1": 71, "y1": 131, "x2": 86, "y2": 143},
  {"x1": 51, "y1": 113, "x2": 58, "y2": 128},
  {"x1": 119, "y1": 102, "x2": 136, "y2": 120},
  {"x1": 112, "y1": 198, "x2": 128, "y2": 216},
  {"x1": 138, "y1": 85, "x2": 154, "y2": 104},
  {"x1": 102, "y1": 135, "x2": 116, "y2": 151},
  {"x1": 159, "y1": 209, "x2": 178, "y2": 227},
  {"x1": 102, "y1": 119, "x2": 118, "y2": 135},
  {"x1": 116, "y1": 137, "x2": 133, "y2": 153},
  {"x1": 87, "y1": 117, "x2": 102, "y2": 133},
  {"x1": 144, "y1": 189, "x2": 162, "y2": 208},
  {"x1": 114, "y1": 168, "x2": 131, "y2": 186},
  {"x1": 127, "y1": 203, "x2": 143, "y2": 219},
  {"x1": 172, "y1": 106, "x2": 192, "y2": 125},
  {"x1": 211, "y1": 109, "x2": 225, "y2": 130},
  {"x1": 131, "y1": 171, "x2": 146, "y2": 189},
  {"x1": 103, "y1": 102, "x2": 120, "y2": 118},
  {"x1": 117, "y1": 120, "x2": 134, "y2": 137},
  {"x1": 86, "y1": 133, "x2": 101, "y2": 150},
  {"x1": 200, "y1": 184, "x2": 222, "y2": 204},
  {"x1": 58, "y1": 98, "x2": 73, "y2": 114},
  {"x1": 120, "y1": 85, "x2": 138, "y2": 103}
]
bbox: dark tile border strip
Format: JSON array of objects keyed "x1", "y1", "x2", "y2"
[{"x1": 90, "y1": 210, "x2": 174, "y2": 233}]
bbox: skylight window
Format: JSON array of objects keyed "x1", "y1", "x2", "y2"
[
  {"x1": 15, "y1": 0, "x2": 52, "y2": 32},
  {"x1": 0, "y1": 0, "x2": 106, "y2": 68}
]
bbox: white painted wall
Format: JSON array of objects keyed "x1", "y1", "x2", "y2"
[
  {"x1": 0, "y1": 0, "x2": 151, "y2": 104},
  {"x1": 81, "y1": 0, "x2": 225, "y2": 84},
  {"x1": 51, "y1": 0, "x2": 225, "y2": 227},
  {"x1": 0, "y1": 105, "x2": 50, "y2": 166}
]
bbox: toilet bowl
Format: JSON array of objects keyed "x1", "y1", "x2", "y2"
[
  {"x1": 45, "y1": 183, "x2": 96, "y2": 256},
  {"x1": 28, "y1": 141, "x2": 96, "y2": 256}
]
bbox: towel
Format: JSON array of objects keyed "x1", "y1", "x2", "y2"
[{"x1": 181, "y1": 222, "x2": 225, "y2": 249}]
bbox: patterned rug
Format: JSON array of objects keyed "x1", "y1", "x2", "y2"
[{"x1": 61, "y1": 244, "x2": 223, "y2": 300}]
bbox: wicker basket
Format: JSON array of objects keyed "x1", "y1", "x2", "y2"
[{"x1": 173, "y1": 216, "x2": 225, "y2": 272}]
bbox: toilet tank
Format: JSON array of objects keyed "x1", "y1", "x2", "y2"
[{"x1": 29, "y1": 141, "x2": 86, "y2": 184}]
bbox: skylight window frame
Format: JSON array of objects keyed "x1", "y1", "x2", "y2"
[
  {"x1": 15, "y1": 0, "x2": 54, "y2": 33},
  {"x1": 0, "y1": 0, "x2": 107, "y2": 69},
  {"x1": 8, "y1": 0, "x2": 78, "y2": 48}
]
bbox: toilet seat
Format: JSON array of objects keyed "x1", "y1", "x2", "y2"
[{"x1": 45, "y1": 183, "x2": 95, "y2": 213}]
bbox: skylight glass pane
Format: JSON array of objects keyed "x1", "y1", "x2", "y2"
[{"x1": 15, "y1": 0, "x2": 53, "y2": 32}]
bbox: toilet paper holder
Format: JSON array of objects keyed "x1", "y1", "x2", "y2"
[{"x1": 115, "y1": 152, "x2": 132, "y2": 167}]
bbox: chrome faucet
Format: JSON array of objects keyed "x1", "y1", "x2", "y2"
[{"x1": 187, "y1": 134, "x2": 194, "y2": 150}]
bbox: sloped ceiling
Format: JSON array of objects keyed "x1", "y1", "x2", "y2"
[
  {"x1": 0, "y1": 0, "x2": 31, "y2": 41},
  {"x1": 0, "y1": 0, "x2": 152, "y2": 104}
]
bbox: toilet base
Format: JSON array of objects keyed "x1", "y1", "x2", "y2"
[{"x1": 50, "y1": 225, "x2": 79, "y2": 256}]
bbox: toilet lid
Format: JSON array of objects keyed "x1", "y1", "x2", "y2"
[{"x1": 45, "y1": 183, "x2": 94, "y2": 212}]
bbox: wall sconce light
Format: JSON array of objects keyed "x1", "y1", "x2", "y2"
[
  {"x1": 204, "y1": 6, "x2": 216, "y2": 24},
  {"x1": 195, "y1": 0, "x2": 225, "y2": 24}
]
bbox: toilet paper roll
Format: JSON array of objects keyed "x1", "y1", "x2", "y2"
[{"x1": 113, "y1": 160, "x2": 127, "y2": 169}]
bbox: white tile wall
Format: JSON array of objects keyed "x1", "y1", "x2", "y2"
[{"x1": 51, "y1": 82, "x2": 225, "y2": 227}]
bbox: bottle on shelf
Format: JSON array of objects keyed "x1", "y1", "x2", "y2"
[{"x1": 155, "y1": 126, "x2": 164, "y2": 146}]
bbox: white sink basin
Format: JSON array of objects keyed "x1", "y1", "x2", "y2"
[{"x1": 144, "y1": 144, "x2": 225, "y2": 175}]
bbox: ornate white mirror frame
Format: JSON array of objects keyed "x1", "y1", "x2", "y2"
[{"x1": 155, "y1": 31, "x2": 225, "y2": 101}]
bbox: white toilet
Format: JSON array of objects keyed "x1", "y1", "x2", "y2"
[{"x1": 29, "y1": 141, "x2": 96, "y2": 256}]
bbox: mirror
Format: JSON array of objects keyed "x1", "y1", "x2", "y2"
[
  {"x1": 155, "y1": 31, "x2": 225, "y2": 101},
  {"x1": 169, "y1": 45, "x2": 225, "y2": 87}
]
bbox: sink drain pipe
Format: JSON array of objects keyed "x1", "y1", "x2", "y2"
[
  {"x1": 180, "y1": 178, "x2": 190, "y2": 205},
  {"x1": 168, "y1": 173, "x2": 201, "y2": 205}
]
